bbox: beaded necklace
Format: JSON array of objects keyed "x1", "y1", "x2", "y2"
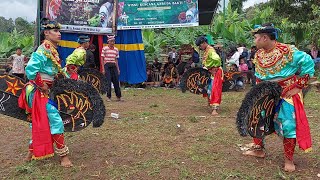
[{"x1": 41, "y1": 40, "x2": 62, "y2": 72}]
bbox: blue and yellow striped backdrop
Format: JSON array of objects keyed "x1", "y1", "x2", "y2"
[{"x1": 58, "y1": 30, "x2": 147, "y2": 84}]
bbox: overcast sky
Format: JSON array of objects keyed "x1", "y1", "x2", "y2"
[
  {"x1": 243, "y1": 0, "x2": 269, "y2": 9},
  {"x1": 0, "y1": 0, "x2": 269, "y2": 22},
  {"x1": 0, "y1": 0, "x2": 37, "y2": 21}
]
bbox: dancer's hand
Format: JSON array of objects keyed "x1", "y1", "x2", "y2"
[{"x1": 284, "y1": 87, "x2": 301, "y2": 99}]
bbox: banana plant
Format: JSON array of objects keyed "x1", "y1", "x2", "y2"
[
  {"x1": 0, "y1": 29, "x2": 34, "y2": 58},
  {"x1": 142, "y1": 30, "x2": 167, "y2": 61}
]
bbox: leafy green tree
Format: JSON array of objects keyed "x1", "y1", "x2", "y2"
[
  {"x1": 308, "y1": 4, "x2": 320, "y2": 46},
  {"x1": 140, "y1": 1, "x2": 319, "y2": 57},
  {"x1": 15, "y1": 17, "x2": 35, "y2": 35},
  {"x1": 0, "y1": 16, "x2": 15, "y2": 33},
  {"x1": 229, "y1": 0, "x2": 248, "y2": 13},
  {"x1": 267, "y1": 0, "x2": 320, "y2": 47},
  {"x1": 269, "y1": 0, "x2": 319, "y2": 22},
  {"x1": 142, "y1": 3, "x2": 277, "y2": 56}
]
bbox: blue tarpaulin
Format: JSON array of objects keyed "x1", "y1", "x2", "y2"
[{"x1": 58, "y1": 30, "x2": 147, "y2": 84}]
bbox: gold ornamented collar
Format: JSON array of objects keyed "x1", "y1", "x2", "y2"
[{"x1": 253, "y1": 42, "x2": 294, "y2": 76}]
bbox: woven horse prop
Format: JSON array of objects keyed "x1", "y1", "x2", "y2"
[
  {"x1": 180, "y1": 67, "x2": 246, "y2": 95},
  {"x1": 236, "y1": 81, "x2": 282, "y2": 138},
  {"x1": 78, "y1": 68, "x2": 108, "y2": 94},
  {"x1": 0, "y1": 74, "x2": 105, "y2": 132}
]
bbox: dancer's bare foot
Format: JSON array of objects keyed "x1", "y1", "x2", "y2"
[
  {"x1": 284, "y1": 158, "x2": 295, "y2": 172},
  {"x1": 211, "y1": 109, "x2": 218, "y2": 116},
  {"x1": 60, "y1": 155, "x2": 73, "y2": 167},
  {"x1": 24, "y1": 151, "x2": 33, "y2": 162},
  {"x1": 243, "y1": 150, "x2": 266, "y2": 158}
]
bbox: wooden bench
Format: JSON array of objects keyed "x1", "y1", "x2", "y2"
[{"x1": 0, "y1": 58, "x2": 8, "y2": 74}]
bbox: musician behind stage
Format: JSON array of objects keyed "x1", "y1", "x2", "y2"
[{"x1": 161, "y1": 62, "x2": 179, "y2": 88}]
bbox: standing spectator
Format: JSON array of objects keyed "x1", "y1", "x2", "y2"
[
  {"x1": 7, "y1": 47, "x2": 28, "y2": 79},
  {"x1": 151, "y1": 58, "x2": 162, "y2": 83},
  {"x1": 168, "y1": 47, "x2": 178, "y2": 65},
  {"x1": 101, "y1": 35, "x2": 122, "y2": 101},
  {"x1": 84, "y1": 44, "x2": 96, "y2": 68}
]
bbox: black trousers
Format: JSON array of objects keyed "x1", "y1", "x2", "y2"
[
  {"x1": 13, "y1": 73, "x2": 25, "y2": 80},
  {"x1": 104, "y1": 64, "x2": 121, "y2": 98}
]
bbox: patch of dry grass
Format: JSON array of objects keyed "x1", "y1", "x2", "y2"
[{"x1": 0, "y1": 87, "x2": 319, "y2": 179}]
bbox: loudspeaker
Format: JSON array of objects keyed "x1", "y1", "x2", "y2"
[{"x1": 198, "y1": 0, "x2": 219, "y2": 25}]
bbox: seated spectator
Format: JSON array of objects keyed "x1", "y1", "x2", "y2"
[
  {"x1": 163, "y1": 57, "x2": 173, "y2": 71},
  {"x1": 238, "y1": 55, "x2": 249, "y2": 83},
  {"x1": 226, "y1": 46, "x2": 240, "y2": 67},
  {"x1": 146, "y1": 67, "x2": 153, "y2": 82},
  {"x1": 152, "y1": 58, "x2": 162, "y2": 72},
  {"x1": 229, "y1": 64, "x2": 244, "y2": 90},
  {"x1": 308, "y1": 45, "x2": 320, "y2": 63},
  {"x1": 183, "y1": 58, "x2": 194, "y2": 74},
  {"x1": 248, "y1": 46, "x2": 257, "y2": 86},
  {"x1": 161, "y1": 62, "x2": 179, "y2": 88}
]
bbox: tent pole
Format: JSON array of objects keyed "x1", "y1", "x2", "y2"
[
  {"x1": 37, "y1": 0, "x2": 41, "y2": 46},
  {"x1": 222, "y1": 0, "x2": 226, "y2": 70}
]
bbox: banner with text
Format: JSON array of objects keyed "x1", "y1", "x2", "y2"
[
  {"x1": 117, "y1": 0, "x2": 198, "y2": 30},
  {"x1": 43, "y1": 0, "x2": 117, "y2": 34}
]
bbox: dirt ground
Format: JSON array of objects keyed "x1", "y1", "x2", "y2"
[{"x1": 0, "y1": 87, "x2": 319, "y2": 179}]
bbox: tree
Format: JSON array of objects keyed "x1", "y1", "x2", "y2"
[
  {"x1": 0, "y1": 16, "x2": 14, "y2": 33},
  {"x1": 229, "y1": 0, "x2": 248, "y2": 13},
  {"x1": 269, "y1": 0, "x2": 319, "y2": 22},
  {"x1": 15, "y1": 17, "x2": 34, "y2": 35},
  {"x1": 268, "y1": 0, "x2": 320, "y2": 47},
  {"x1": 308, "y1": 4, "x2": 320, "y2": 46}
]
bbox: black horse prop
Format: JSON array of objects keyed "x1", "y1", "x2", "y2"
[
  {"x1": 0, "y1": 74, "x2": 105, "y2": 132},
  {"x1": 236, "y1": 81, "x2": 282, "y2": 138},
  {"x1": 78, "y1": 68, "x2": 108, "y2": 94},
  {"x1": 180, "y1": 68, "x2": 246, "y2": 94}
]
